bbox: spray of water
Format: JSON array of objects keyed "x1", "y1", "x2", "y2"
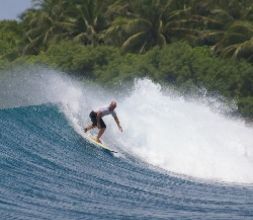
[
  {"x1": 112, "y1": 79, "x2": 253, "y2": 183},
  {"x1": 1, "y1": 67, "x2": 253, "y2": 183}
]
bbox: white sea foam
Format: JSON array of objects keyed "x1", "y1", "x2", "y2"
[{"x1": 112, "y1": 79, "x2": 253, "y2": 183}]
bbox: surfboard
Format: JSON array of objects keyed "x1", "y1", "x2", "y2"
[{"x1": 84, "y1": 134, "x2": 117, "y2": 153}]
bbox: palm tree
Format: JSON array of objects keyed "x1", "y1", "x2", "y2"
[
  {"x1": 213, "y1": 21, "x2": 253, "y2": 61},
  {"x1": 164, "y1": 0, "x2": 235, "y2": 46},
  {"x1": 19, "y1": 0, "x2": 253, "y2": 59},
  {"x1": 103, "y1": 0, "x2": 231, "y2": 52},
  {"x1": 103, "y1": 0, "x2": 172, "y2": 53},
  {"x1": 197, "y1": 0, "x2": 253, "y2": 61},
  {"x1": 69, "y1": 0, "x2": 109, "y2": 46},
  {"x1": 21, "y1": 0, "x2": 74, "y2": 54}
]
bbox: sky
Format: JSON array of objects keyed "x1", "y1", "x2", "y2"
[{"x1": 0, "y1": 0, "x2": 32, "y2": 20}]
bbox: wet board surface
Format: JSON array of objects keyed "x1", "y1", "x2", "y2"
[{"x1": 84, "y1": 134, "x2": 117, "y2": 153}]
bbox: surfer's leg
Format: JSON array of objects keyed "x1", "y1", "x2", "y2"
[
  {"x1": 96, "y1": 118, "x2": 106, "y2": 142},
  {"x1": 96, "y1": 128, "x2": 105, "y2": 143}
]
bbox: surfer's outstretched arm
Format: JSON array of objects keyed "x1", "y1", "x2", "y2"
[{"x1": 113, "y1": 115, "x2": 123, "y2": 132}]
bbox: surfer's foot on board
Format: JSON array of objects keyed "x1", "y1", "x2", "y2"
[
  {"x1": 91, "y1": 136, "x2": 102, "y2": 144},
  {"x1": 96, "y1": 138, "x2": 102, "y2": 144}
]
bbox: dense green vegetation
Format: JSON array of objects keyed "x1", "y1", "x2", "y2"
[{"x1": 0, "y1": 0, "x2": 253, "y2": 118}]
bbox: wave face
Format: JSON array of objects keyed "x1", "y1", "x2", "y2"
[{"x1": 0, "y1": 68, "x2": 253, "y2": 219}]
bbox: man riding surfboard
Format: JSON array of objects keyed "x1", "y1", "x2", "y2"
[{"x1": 84, "y1": 101, "x2": 123, "y2": 143}]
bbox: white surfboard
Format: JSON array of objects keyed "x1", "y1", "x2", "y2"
[{"x1": 84, "y1": 134, "x2": 117, "y2": 153}]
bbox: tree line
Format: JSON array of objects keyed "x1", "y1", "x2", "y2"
[
  {"x1": 1, "y1": 0, "x2": 253, "y2": 58},
  {"x1": 0, "y1": 0, "x2": 253, "y2": 118}
]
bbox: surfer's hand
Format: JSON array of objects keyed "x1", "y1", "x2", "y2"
[{"x1": 119, "y1": 126, "x2": 123, "y2": 132}]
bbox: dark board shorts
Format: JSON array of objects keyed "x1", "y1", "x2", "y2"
[{"x1": 89, "y1": 111, "x2": 106, "y2": 129}]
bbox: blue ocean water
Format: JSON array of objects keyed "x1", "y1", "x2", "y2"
[{"x1": 0, "y1": 104, "x2": 253, "y2": 220}]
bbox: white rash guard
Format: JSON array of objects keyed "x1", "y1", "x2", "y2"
[{"x1": 96, "y1": 107, "x2": 117, "y2": 118}]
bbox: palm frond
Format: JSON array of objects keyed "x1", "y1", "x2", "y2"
[{"x1": 122, "y1": 31, "x2": 146, "y2": 51}]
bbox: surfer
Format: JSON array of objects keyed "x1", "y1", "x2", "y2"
[{"x1": 84, "y1": 101, "x2": 123, "y2": 143}]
